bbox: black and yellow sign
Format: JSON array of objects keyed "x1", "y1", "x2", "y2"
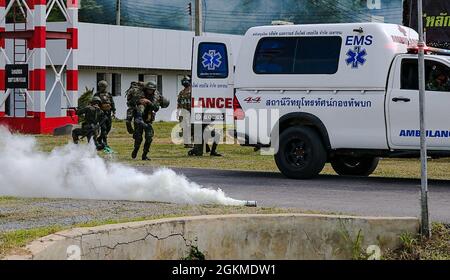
[
  {"x1": 405, "y1": 0, "x2": 450, "y2": 49},
  {"x1": 5, "y1": 64, "x2": 28, "y2": 89}
]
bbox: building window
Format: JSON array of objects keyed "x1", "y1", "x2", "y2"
[
  {"x1": 157, "y1": 75, "x2": 163, "y2": 94},
  {"x1": 97, "y1": 73, "x2": 106, "y2": 85},
  {"x1": 138, "y1": 74, "x2": 163, "y2": 94},
  {"x1": 96, "y1": 73, "x2": 121, "y2": 96},
  {"x1": 253, "y1": 36, "x2": 342, "y2": 75},
  {"x1": 111, "y1": 73, "x2": 121, "y2": 96}
]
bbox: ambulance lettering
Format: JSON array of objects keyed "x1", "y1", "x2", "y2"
[
  {"x1": 345, "y1": 35, "x2": 372, "y2": 69},
  {"x1": 243, "y1": 97, "x2": 262, "y2": 104},
  {"x1": 345, "y1": 35, "x2": 373, "y2": 46},
  {"x1": 192, "y1": 97, "x2": 233, "y2": 108},
  {"x1": 399, "y1": 130, "x2": 450, "y2": 138}
]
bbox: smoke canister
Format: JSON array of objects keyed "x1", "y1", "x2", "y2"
[{"x1": 244, "y1": 201, "x2": 257, "y2": 207}]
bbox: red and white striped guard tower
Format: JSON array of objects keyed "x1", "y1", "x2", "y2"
[{"x1": 0, "y1": 0, "x2": 78, "y2": 134}]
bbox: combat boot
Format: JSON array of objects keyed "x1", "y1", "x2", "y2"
[
  {"x1": 188, "y1": 144, "x2": 203, "y2": 156},
  {"x1": 131, "y1": 149, "x2": 139, "y2": 159},
  {"x1": 72, "y1": 133, "x2": 79, "y2": 144},
  {"x1": 210, "y1": 143, "x2": 222, "y2": 157},
  {"x1": 142, "y1": 153, "x2": 151, "y2": 161}
]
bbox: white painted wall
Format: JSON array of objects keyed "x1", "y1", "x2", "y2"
[
  {"x1": 4, "y1": 22, "x2": 242, "y2": 120},
  {"x1": 46, "y1": 22, "x2": 243, "y2": 69}
]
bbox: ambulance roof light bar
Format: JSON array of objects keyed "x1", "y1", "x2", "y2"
[{"x1": 408, "y1": 45, "x2": 450, "y2": 56}]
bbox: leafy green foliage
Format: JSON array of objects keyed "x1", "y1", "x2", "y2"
[
  {"x1": 79, "y1": 0, "x2": 115, "y2": 24},
  {"x1": 385, "y1": 223, "x2": 450, "y2": 260},
  {"x1": 183, "y1": 246, "x2": 206, "y2": 260},
  {"x1": 76, "y1": 87, "x2": 94, "y2": 123}
]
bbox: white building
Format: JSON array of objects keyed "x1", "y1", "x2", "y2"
[{"x1": 5, "y1": 22, "x2": 242, "y2": 121}]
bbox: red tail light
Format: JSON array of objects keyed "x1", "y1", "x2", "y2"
[
  {"x1": 233, "y1": 94, "x2": 245, "y2": 120},
  {"x1": 408, "y1": 47, "x2": 428, "y2": 54}
]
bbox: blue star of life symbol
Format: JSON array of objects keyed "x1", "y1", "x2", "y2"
[
  {"x1": 202, "y1": 50, "x2": 222, "y2": 70},
  {"x1": 346, "y1": 46, "x2": 367, "y2": 69}
]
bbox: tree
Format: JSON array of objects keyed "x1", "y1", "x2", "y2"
[{"x1": 79, "y1": 0, "x2": 113, "y2": 24}]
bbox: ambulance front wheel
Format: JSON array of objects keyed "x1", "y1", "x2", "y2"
[
  {"x1": 330, "y1": 156, "x2": 379, "y2": 177},
  {"x1": 274, "y1": 126, "x2": 327, "y2": 179}
]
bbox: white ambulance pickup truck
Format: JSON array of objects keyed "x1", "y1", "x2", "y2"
[{"x1": 190, "y1": 23, "x2": 450, "y2": 179}]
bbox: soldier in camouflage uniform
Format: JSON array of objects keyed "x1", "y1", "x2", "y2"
[
  {"x1": 177, "y1": 76, "x2": 192, "y2": 148},
  {"x1": 131, "y1": 82, "x2": 161, "y2": 161},
  {"x1": 188, "y1": 123, "x2": 222, "y2": 157},
  {"x1": 183, "y1": 75, "x2": 222, "y2": 157},
  {"x1": 72, "y1": 96, "x2": 105, "y2": 150},
  {"x1": 94, "y1": 80, "x2": 116, "y2": 147},
  {"x1": 125, "y1": 81, "x2": 145, "y2": 134}
]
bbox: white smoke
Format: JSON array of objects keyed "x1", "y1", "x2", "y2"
[{"x1": 0, "y1": 127, "x2": 244, "y2": 206}]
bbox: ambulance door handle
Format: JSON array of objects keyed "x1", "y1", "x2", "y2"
[{"x1": 392, "y1": 97, "x2": 411, "y2": 102}]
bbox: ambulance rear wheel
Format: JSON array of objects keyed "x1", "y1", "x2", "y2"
[
  {"x1": 275, "y1": 126, "x2": 327, "y2": 179},
  {"x1": 331, "y1": 156, "x2": 379, "y2": 176}
]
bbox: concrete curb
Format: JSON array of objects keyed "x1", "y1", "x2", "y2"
[{"x1": 4, "y1": 214, "x2": 419, "y2": 260}]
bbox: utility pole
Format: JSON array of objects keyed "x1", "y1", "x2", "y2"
[
  {"x1": 195, "y1": 0, "x2": 203, "y2": 36},
  {"x1": 116, "y1": 0, "x2": 121, "y2": 25},
  {"x1": 417, "y1": 0, "x2": 430, "y2": 238}
]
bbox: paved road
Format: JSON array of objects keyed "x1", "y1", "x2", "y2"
[{"x1": 139, "y1": 167, "x2": 450, "y2": 223}]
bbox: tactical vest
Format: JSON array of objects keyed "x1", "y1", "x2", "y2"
[
  {"x1": 178, "y1": 88, "x2": 191, "y2": 110},
  {"x1": 97, "y1": 92, "x2": 112, "y2": 111}
]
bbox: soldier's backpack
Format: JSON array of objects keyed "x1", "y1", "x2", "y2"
[
  {"x1": 125, "y1": 82, "x2": 144, "y2": 134},
  {"x1": 125, "y1": 81, "x2": 144, "y2": 108}
]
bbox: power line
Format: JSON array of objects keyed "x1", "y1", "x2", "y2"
[
  {"x1": 109, "y1": 1, "x2": 404, "y2": 32},
  {"x1": 120, "y1": 1, "x2": 402, "y2": 17},
  {"x1": 204, "y1": 6, "x2": 403, "y2": 16}
]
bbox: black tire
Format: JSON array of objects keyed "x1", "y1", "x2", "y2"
[
  {"x1": 330, "y1": 156, "x2": 379, "y2": 176},
  {"x1": 274, "y1": 126, "x2": 327, "y2": 179}
]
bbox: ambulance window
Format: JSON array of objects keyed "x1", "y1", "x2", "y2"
[
  {"x1": 253, "y1": 37, "x2": 297, "y2": 74},
  {"x1": 426, "y1": 62, "x2": 450, "y2": 92},
  {"x1": 294, "y1": 37, "x2": 341, "y2": 74},
  {"x1": 197, "y1": 42, "x2": 228, "y2": 79},
  {"x1": 253, "y1": 36, "x2": 341, "y2": 74},
  {"x1": 401, "y1": 59, "x2": 419, "y2": 90},
  {"x1": 401, "y1": 59, "x2": 450, "y2": 92}
]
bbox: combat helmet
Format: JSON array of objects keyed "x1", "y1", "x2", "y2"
[
  {"x1": 144, "y1": 81, "x2": 157, "y2": 90},
  {"x1": 98, "y1": 80, "x2": 108, "y2": 90},
  {"x1": 91, "y1": 96, "x2": 102, "y2": 105},
  {"x1": 181, "y1": 76, "x2": 191, "y2": 87},
  {"x1": 159, "y1": 95, "x2": 170, "y2": 108}
]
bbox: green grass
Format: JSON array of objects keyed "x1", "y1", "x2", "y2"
[
  {"x1": 0, "y1": 196, "x2": 19, "y2": 203},
  {"x1": 33, "y1": 120, "x2": 450, "y2": 180},
  {"x1": 384, "y1": 223, "x2": 450, "y2": 260},
  {"x1": 0, "y1": 226, "x2": 64, "y2": 258}
]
